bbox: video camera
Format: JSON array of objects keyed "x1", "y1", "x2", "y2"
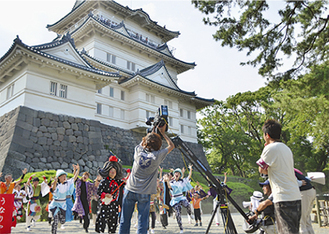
[{"x1": 145, "y1": 105, "x2": 168, "y2": 135}]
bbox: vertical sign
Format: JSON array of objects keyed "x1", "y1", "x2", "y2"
[{"x1": 0, "y1": 194, "x2": 14, "y2": 234}]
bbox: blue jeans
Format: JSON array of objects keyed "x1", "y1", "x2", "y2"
[{"x1": 119, "y1": 189, "x2": 150, "y2": 234}]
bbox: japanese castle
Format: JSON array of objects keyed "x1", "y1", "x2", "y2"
[{"x1": 0, "y1": 0, "x2": 214, "y2": 143}]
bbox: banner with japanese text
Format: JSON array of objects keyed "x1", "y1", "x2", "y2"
[{"x1": 0, "y1": 194, "x2": 14, "y2": 234}]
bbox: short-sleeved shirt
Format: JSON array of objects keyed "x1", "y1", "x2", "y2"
[
  {"x1": 125, "y1": 144, "x2": 168, "y2": 194},
  {"x1": 260, "y1": 142, "x2": 301, "y2": 203},
  {"x1": 192, "y1": 197, "x2": 202, "y2": 209}
]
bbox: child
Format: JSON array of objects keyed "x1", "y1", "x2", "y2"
[
  {"x1": 169, "y1": 165, "x2": 194, "y2": 233},
  {"x1": 192, "y1": 192, "x2": 208, "y2": 226},
  {"x1": 95, "y1": 155, "x2": 124, "y2": 233},
  {"x1": 49, "y1": 164, "x2": 80, "y2": 234}
]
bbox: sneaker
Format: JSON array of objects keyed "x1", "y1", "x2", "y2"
[
  {"x1": 151, "y1": 229, "x2": 155, "y2": 233},
  {"x1": 61, "y1": 225, "x2": 65, "y2": 229},
  {"x1": 200, "y1": 222, "x2": 202, "y2": 226},
  {"x1": 194, "y1": 223, "x2": 198, "y2": 226},
  {"x1": 26, "y1": 227, "x2": 31, "y2": 231},
  {"x1": 180, "y1": 230, "x2": 184, "y2": 233},
  {"x1": 216, "y1": 223, "x2": 220, "y2": 226}
]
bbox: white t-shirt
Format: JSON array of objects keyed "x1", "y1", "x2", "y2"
[{"x1": 260, "y1": 142, "x2": 301, "y2": 203}]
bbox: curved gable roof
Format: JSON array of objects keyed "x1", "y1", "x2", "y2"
[
  {"x1": 47, "y1": 0, "x2": 179, "y2": 43},
  {"x1": 0, "y1": 35, "x2": 120, "y2": 78}
]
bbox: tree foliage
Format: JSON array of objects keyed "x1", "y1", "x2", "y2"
[
  {"x1": 273, "y1": 61, "x2": 329, "y2": 172},
  {"x1": 198, "y1": 61, "x2": 329, "y2": 179},
  {"x1": 192, "y1": 0, "x2": 329, "y2": 81},
  {"x1": 197, "y1": 87, "x2": 273, "y2": 177}
]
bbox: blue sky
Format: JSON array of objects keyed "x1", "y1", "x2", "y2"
[{"x1": 0, "y1": 0, "x2": 267, "y2": 102}]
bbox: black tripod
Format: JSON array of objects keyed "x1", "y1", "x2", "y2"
[{"x1": 171, "y1": 136, "x2": 253, "y2": 234}]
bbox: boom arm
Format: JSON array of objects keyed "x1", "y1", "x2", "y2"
[{"x1": 171, "y1": 136, "x2": 249, "y2": 220}]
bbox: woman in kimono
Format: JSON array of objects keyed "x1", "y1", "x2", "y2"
[
  {"x1": 95, "y1": 155, "x2": 124, "y2": 233},
  {"x1": 49, "y1": 164, "x2": 79, "y2": 234},
  {"x1": 168, "y1": 165, "x2": 194, "y2": 233},
  {"x1": 25, "y1": 175, "x2": 49, "y2": 231}
]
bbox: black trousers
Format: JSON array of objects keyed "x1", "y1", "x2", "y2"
[
  {"x1": 160, "y1": 213, "x2": 168, "y2": 227},
  {"x1": 81, "y1": 198, "x2": 90, "y2": 230}
]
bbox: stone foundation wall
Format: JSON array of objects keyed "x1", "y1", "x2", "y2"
[{"x1": 0, "y1": 106, "x2": 210, "y2": 179}]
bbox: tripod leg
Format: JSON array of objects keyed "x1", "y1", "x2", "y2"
[
  {"x1": 205, "y1": 201, "x2": 221, "y2": 234},
  {"x1": 220, "y1": 205, "x2": 238, "y2": 234}
]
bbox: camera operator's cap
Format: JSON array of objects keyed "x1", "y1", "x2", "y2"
[
  {"x1": 251, "y1": 191, "x2": 263, "y2": 200},
  {"x1": 56, "y1": 169, "x2": 67, "y2": 178},
  {"x1": 173, "y1": 168, "x2": 183, "y2": 178},
  {"x1": 259, "y1": 179, "x2": 270, "y2": 187}
]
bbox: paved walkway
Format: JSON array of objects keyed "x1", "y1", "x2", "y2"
[{"x1": 10, "y1": 213, "x2": 329, "y2": 233}]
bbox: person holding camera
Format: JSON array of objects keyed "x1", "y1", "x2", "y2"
[{"x1": 118, "y1": 123, "x2": 174, "y2": 234}]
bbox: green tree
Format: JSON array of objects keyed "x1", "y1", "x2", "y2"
[
  {"x1": 198, "y1": 87, "x2": 273, "y2": 177},
  {"x1": 192, "y1": 0, "x2": 329, "y2": 81},
  {"x1": 273, "y1": 61, "x2": 329, "y2": 172}
]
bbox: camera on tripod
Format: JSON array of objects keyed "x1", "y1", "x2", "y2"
[{"x1": 145, "y1": 105, "x2": 168, "y2": 135}]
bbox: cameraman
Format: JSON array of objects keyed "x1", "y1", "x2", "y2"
[{"x1": 119, "y1": 124, "x2": 174, "y2": 234}]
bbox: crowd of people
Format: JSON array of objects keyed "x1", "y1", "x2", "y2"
[{"x1": 0, "y1": 120, "x2": 320, "y2": 234}]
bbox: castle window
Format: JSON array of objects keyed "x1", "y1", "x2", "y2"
[
  {"x1": 146, "y1": 94, "x2": 149, "y2": 102},
  {"x1": 97, "y1": 88, "x2": 102, "y2": 94},
  {"x1": 164, "y1": 99, "x2": 172, "y2": 108},
  {"x1": 109, "y1": 87, "x2": 114, "y2": 97},
  {"x1": 6, "y1": 83, "x2": 14, "y2": 100},
  {"x1": 109, "y1": 106, "x2": 113, "y2": 117},
  {"x1": 50, "y1": 82, "x2": 57, "y2": 96},
  {"x1": 187, "y1": 111, "x2": 191, "y2": 119},
  {"x1": 127, "y1": 61, "x2": 136, "y2": 71},
  {"x1": 169, "y1": 117, "x2": 173, "y2": 127},
  {"x1": 97, "y1": 103, "x2": 102, "y2": 114},
  {"x1": 59, "y1": 84, "x2": 67, "y2": 98},
  {"x1": 120, "y1": 109, "x2": 125, "y2": 120},
  {"x1": 180, "y1": 124, "x2": 184, "y2": 134},
  {"x1": 180, "y1": 108, "x2": 184, "y2": 117},
  {"x1": 188, "y1": 126, "x2": 191, "y2": 135},
  {"x1": 121, "y1": 90, "x2": 125, "y2": 101},
  {"x1": 107, "y1": 53, "x2": 116, "y2": 64}
]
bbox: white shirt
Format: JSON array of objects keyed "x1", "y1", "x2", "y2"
[{"x1": 260, "y1": 142, "x2": 301, "y2": 203}]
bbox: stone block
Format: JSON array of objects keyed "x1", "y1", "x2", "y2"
[
  {"x1": 39, "y1": 126, "x2": 47, "y2": 133},
  {"x1": 88, "y1": 155, "x2": 95, "y2": 161},
  {"x1": 9, "y1": 151, "x2": 26, "y2": 161},
  {"x1": 40, "y1": 158, "x2": 47, "y2": 163},
  {"x1": 16, "y1": 120, "x2": 33, "y2": 131},
  {"x1": 36, "y1": 131, "x2": 43, "y2": 137},
  {"x1": 38, "y1": 137, "x2": 47, "y2": 145},
  {"x1": 34, "y1": 152, "x2": 42, "y2": 158},
  {"x1": 60, "y1": 141, "x2": 67, "y2": 148},
  {"x1": 74, "y1": 131, "x2": 82, "y2": 137},
  {"x1": 33, "y1": 118, "x2": 41, "y2": 127},
  {"x1": 51, "y1": 133, "x2": 57, "y2": 141},
  {"x1": 38, "y1": 162, "x2": 46, "y2": 169},
  {"x1": 57, "y1": 127, "x2": 65, "y2": 135},
  {"x1": 62, "y1": 162, "x2": 69, "y2": 169},
  {"x1": 50, "y1": 121, "x2": 58, "y2": 128},
  {"x1": 63, "y1": 122, "x2": 71, "y2": 129},
  {"x1": 66, "y1": 129, "x2": 73, "y2": 136},
  {"x1": 51, "y1": 162, "x2": 61, "y2": 168},
  {"x1": 71, "y1": 123, "x2": 78, "y2": 131},
  {"x1": 78, "y1": 159, "x2": 85, "y2": 166},
  {"x1": 68, "y1": 136, "x2": 77, "y2": 143},
  {"x1": 86, "y1": 161, "x2": 92, "y2": 168},
  {"x1": 48, "y1": 127, "x2": 56, "y2": 133}
]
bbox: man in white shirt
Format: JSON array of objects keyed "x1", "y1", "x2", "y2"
[{"x1": 257, "y1": 119, "x2": 301, "y2": 234}]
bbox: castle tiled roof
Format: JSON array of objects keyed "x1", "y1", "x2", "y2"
[{"x1": 0, "y1": 34, "x2": 121, "y2": 79}]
